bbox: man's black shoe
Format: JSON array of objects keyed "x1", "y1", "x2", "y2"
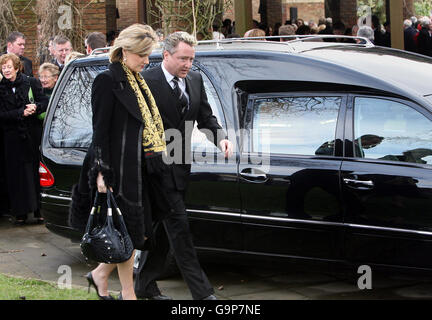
[
  {"x1": 201, "y1": 294, "x2": 217, "y2": 300},
  {"x1": 147, "y1": 294, "x2": 173, "y2": 300}
]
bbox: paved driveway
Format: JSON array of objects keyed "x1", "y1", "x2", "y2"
[{"x1": 1, "y1": 215, "x2": 432, "y2": 300}]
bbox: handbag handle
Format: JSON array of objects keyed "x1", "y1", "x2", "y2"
[
  {"x1": 107, "y1": 189, "x2": 124, "y2": 217},
  {"x1": 89, "y1": 190, "x2": 123, "y2": 217}
]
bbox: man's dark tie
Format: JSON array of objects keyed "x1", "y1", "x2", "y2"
[{"x1": 172, "y1": 76, "x2": 188, "y2": 116}]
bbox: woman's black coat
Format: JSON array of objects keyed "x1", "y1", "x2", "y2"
[
  {"x1": 69, "y1": 62, "x2": 170, "y2": 249},
  {"x1": 0, "y1": 73, "x2": 48, "y2": 216}
]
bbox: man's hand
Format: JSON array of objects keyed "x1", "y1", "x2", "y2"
[{"x1": 219, "y1": 139, "x2": 233, "y2": 158}]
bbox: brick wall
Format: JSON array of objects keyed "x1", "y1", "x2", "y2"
[
  {"x1": 117, "y1": 0, "x2": 138, "y2": 31},
  {"x1": 267, "y1": 0, "x2": 282, "y2": 28},
  {"x1": 339, "y1": 0, "x2": 357, "y2": 28},
  {"x1": 283, "y1": 0, "x2": 324, "y2": 24},
  {"x1": 11, "y1": 0, "x2": 38, "y2": 72},
  {"x1": 12, "y1": 0, "x2": 115, "y2": 73},
  {"x1": 223, "y1": 0, "x2": 261, "y2": 25}
]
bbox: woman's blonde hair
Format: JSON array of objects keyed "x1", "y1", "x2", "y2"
[
  {"x1": 38, "y1": 62, "x2": 60, "y2": 77},
  {"x1": 110, "y1": 24, "x2": 158, "y2": 63},
  {"x1": 244, "y1": 28, "x2": 266, "y2": 39},
  {"x1": 65, "y1": 51, "x2": 85, "y2": 64}
]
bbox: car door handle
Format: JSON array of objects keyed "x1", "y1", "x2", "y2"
[
  {"x1": 343, "y1": 178, "x2": 374, "y2": 188},
  {"x1": 240, "y1": 169, "x2": 268, "y2": 182}
]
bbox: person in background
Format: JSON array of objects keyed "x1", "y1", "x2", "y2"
[
  {"x1": 382, "y1": 21, "x2": 391, "y2": 47},
  {"x1": 52, "y1": 35, "x2": 73, "y2": 72},
  {"x1": 85, "y1": 32, "x2": 107, "y2": 54},
  {"x1": 5, "y1": 32, "x2": 33, "y2": 77},
  {"x1": 211, "y1": 24, "x2": 225, "y2": 40},
  {"x1": 0, "y1": 53, "x2": 48, "y2": 225},
  {"x1": 38, "y1": 63, "x2": 59, "y2": 97},
  {"x1": 357, "y1": 25, "x2": 375, "y2": 44},
  {"x1": 404, "y1": 19, "x2": 418, "y2": 53},
  {"x1": 296, "y1": 24, "x2": 311, "y2": 35},
  {"x1": 221, "y1": 19, "x2": 232, "y2": 37},
  {"x1": 155, "y1": 29, "x2": 165, "y2": 42},
  {"x1": 417, "y1": 17, "x2": 432, "y2": 56},
  {"x1": 244, "y1": 28, "x2": 266, "y2": 39},
  {"x1": 279, "y1": 24, "x2": 297, "y2": 41}
]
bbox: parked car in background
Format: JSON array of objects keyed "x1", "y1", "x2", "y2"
[{"x1": 40, "y1": 37, "x2": 432, "y2": 275}]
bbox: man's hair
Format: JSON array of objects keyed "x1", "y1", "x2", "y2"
[
  {"x1": 404, "y1": 19, "x2": 412, "y2": 28},
  {"x1": 86, "y1": 32, "x2": 106, "y2": 50},
  {"x1": 357, "y1": 25, "x2": 375, "y2": 41},
  {"x1": 163, "y1": 31, "x2": 197, "y2": 55},
  {"x1": 420, "y1": 16, "x2": 431, "y2": 27},
  {"x1": 53, "y1": 35, "x2": 71, "y2": 47},
  {"x1": 279, "y1": 24, "x2": 296, "y2": 36},
  {"x1": 6, "y1": 31, "x2": 25, "y2": 44}
]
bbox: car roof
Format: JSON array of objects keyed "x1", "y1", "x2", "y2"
[{"x1": 69, "y1": 38, "x2": 432, "y2": 105}]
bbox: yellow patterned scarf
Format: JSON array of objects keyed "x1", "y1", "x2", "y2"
[{"x1": 121, "y1": 61, "x2": 166, "y2": 155}]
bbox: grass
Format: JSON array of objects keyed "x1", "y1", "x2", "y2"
[{"x1": 0, "y1": 273, "x2": 98, "y2": 300}]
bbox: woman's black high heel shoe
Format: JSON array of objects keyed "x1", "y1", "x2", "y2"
[{"x1": 85, "y1": 272, "x2": 115, "y2": 300}]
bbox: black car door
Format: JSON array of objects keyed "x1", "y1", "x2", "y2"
[
  {"x1": 184, "y1": 67, "x2": 242, "y2": 251},
  {"x1": 239, "y1": 92, "x2": 346, "y2": 261},
  {"x1": 342, "y1": 95, "x2": 432, "y2": 269}
]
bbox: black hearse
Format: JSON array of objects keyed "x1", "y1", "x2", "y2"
[{"x1": 40, "y1": 37, "x2": 432, "y2": 274}]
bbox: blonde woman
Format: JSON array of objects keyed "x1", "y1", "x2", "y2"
[
  {"x1": 71, "y1": 24, "x2": 170, "y2": 300},
  {"x1": 38, "y1": 62, "x2": 60, "y2": 97}
]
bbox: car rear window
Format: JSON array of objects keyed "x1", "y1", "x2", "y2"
[{"x1": 48, "y1": 65, "x2": 107, "y2": 148}]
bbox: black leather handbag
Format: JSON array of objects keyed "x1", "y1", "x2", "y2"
[{"x1": 80, "y1": 190, "x2": 134, "y2": 264}]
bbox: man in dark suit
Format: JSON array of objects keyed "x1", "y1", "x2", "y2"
[
  {"x1": 404, "y1": 19, "x2": 418, "y2": 53},
  {"x1": 6, "y1": 31, "x2": 33, "y2": 76},
  {"x1": 51, "y1": 35, "x2": 73, "y2": 72},
  {"x1": 134, "y1": 31, "x2": 233, "y2": 300}
]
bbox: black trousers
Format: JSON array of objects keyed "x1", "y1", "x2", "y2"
[{"x1": 134, "y1": 185, "x2": 214, "y2": 300}]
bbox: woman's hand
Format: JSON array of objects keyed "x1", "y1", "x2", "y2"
[
  {"x1": 23, "y1": 104, "x2": 36, "y2": 117},
  {"x1": 97, "y1": 172, "x2": 108, "y2": 193}
]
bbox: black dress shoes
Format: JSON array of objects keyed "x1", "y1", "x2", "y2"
[
  {"x1": 202, "y1": 294, "x2": 217, "y2": 300},
  {"x1": 147, "y1": 294, "x2": 173, "y2": 300}
]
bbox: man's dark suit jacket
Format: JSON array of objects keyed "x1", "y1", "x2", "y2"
[
  {"x1": 20, "y1": 56, "x2": 33, "y2": 77},
  {"x1": 143, "y1": 65, "x2": 226, "y2": 191}
]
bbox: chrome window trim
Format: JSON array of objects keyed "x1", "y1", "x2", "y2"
[
  {"x1": 41, "y1": 193, "x2": 71, "y2": 201},
  {"x1": 188, "y1": 209, "x2": 432, "y2": 236}
]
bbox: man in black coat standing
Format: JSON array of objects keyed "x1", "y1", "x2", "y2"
[
  {"x1": 417, "y1": 17, "x2": 432, "y2": 57},
  {"x1": 5, "y1": 32, "x2": 33, "y2": 77},
  {"x1": 134, "y1": 31, "x2": 233, "y2": 300}
]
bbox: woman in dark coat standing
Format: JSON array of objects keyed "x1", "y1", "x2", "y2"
[
  {"x1": 0, "y1": 53, "x2": 48, "y2": 224},
  {"x1": 70, "y1": 24, "x2": 171, "y2": 300}
]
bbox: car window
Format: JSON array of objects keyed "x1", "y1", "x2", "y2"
[
  {"x1": 190, "y1": 66, "x2": 226, "y2": 153},
  {"x1": 249, "y1": 96, "x2": 341, "y2": 156},
  {"x1": 48, "y1": 65, "x2": 107, "y2": 148},
  {"x1": 353, "y1": 97, "x2": 432, "y2": 165},
  {"x1": 48, "y1": 62, "x2": 162, "y2": 149}
]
